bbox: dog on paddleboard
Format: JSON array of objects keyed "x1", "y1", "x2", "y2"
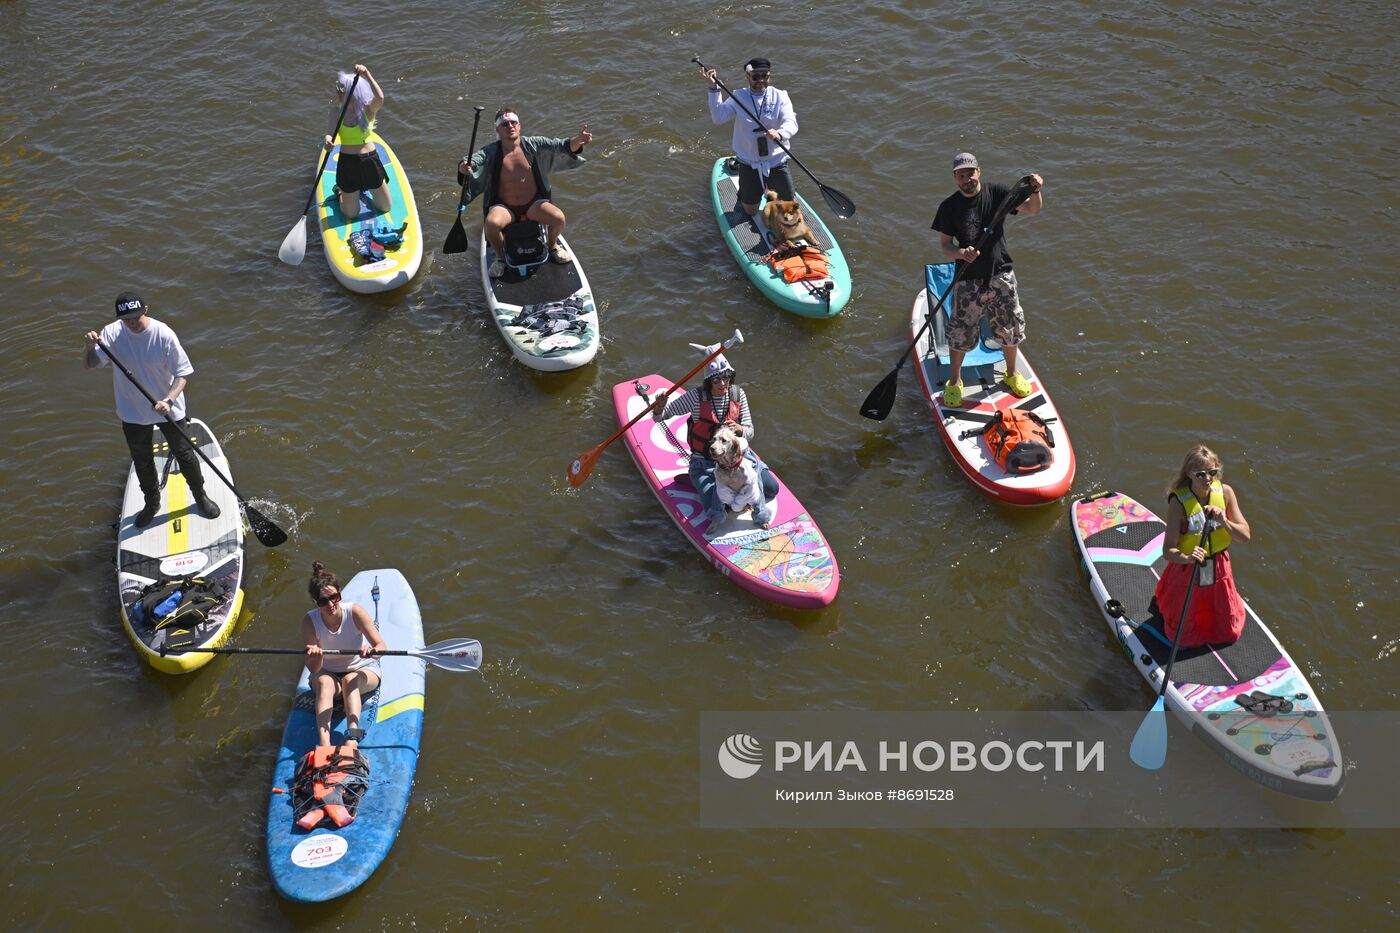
[
  {"x1": 706, "y1": 424, "x2": 771, "y2": 529},
  {"x1": 762, "y1": 190, "x2": 814, "y2": 247}
]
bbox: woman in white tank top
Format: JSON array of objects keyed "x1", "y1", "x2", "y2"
[{"x1": 301, "y1": 561, "x2": 388, "y2": 749}]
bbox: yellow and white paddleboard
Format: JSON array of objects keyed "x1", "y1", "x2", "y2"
[
  {"x1": 117, "y1": 418, "x2": 245, "y2": 674},
  {"x1": 315, "y1": 132, "x2": 423, "y2": 293}
]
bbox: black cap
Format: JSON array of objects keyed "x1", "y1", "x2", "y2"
[
  {"x1": 114, "y1": 291, "x2": 146, "y2": 319},
  {"x1": 744, "y1": 58, "x2": 771, "y2": 75}
]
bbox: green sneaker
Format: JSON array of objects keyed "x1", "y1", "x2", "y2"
[
  {"x1": 1003, "y1": 371, "x2": 1033, "y2": 398},
  {"x1": 942, "y1": 379, "x2": 964, "y2": 407}
]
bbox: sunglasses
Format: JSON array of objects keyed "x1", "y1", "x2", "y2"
[
  {"x1": 748, "y1": 73, "x2": 771, "y2": 80},
  {"x1": 1191, "y1": 468, "x2": 1220, "y2": 481},
  {"x1": 316, "y1": 592, "x2": 342, "y2": 606},
  {"x1": 498, "y1": 119, "x2": 520, "y2": 126}
]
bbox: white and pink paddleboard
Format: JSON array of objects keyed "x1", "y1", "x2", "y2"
[
  {"x1": 612, "y1": 376, "x2": 839, "y2": 610},
  {"x1": 911, "y1": 262, "x2": 1075, "y2": 506}
]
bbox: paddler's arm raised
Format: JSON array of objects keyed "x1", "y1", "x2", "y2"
[
  {"x1": 1017, "y1": 174, "x2": 1045, "y2": 215},
  {"x1": 654, "y1": 386, "x2": 694, "y2": 421},
  {"x1": 456, "y1": 145, "x2": 494, "y2": 205}
]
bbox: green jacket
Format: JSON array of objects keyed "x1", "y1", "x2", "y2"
[{"x1": 457, "y1": 136, "x2": 586, "y2": 217}]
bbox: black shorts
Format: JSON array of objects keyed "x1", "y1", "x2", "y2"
[
  {"x1": 737, "y1": 162, "x2": 795, "y2": 205},
  {"x1": 335, "y1": 150, "x2": 388, "y2": 193}
]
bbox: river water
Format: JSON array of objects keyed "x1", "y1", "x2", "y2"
[{"x1": 3, "y1": 0, "x2": 1397, "y2": 927}]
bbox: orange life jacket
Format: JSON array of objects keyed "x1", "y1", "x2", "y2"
[
  {"x1": 766, "y1": 243, "x2": 831, "y2": 283},
  {"x1": 964, "y1": 408, "x2": 1057, "y2": 474},
  {"x1": 688, "y1": 387, "x2": 741, "y2": 457},
  {"x1": 292, "y1": 745, "x2": 371, "y2": 830}
]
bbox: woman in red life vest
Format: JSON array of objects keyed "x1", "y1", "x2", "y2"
[
  {"x1": 301, "y1": 561, "x2": 388, "y2": 749},
  {"x1": 1154, "y1": 445, "x2": 1251, "y2": 647}
]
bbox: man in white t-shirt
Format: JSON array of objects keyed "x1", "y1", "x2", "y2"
[{"x1": 84, "y1": 292, "x2": 220, "y2": 528}]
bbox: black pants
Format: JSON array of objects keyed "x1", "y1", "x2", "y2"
[
  {"x1": 737, "y1": 161, "x2": 796, "y2": 205},
  {"x1": 122, "y1": 420, "x2": 205, "y2": 499}
]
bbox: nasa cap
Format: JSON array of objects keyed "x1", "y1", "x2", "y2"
[{"x1": 114, "y1": 291, "x2": 146, "y2": 319}]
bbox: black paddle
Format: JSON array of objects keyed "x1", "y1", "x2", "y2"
[
  {"x1": 278, "y1": 72, "x2": 362, "y2": 266},
  {"x1": 96, "y1": 342, "x2": 288, "y2": 548},
  {"x1": 692, "y1": 56, "x2": 856, "y2": 219},
  {"x1": 858, "y1": 176, "x2": 1034, "y2": 421},
  {"x1": 443, "y1": 104, "x2": 486, "y2": 254},
  {"x1": 160, "y1": 637, "x2": 484, "y2": 672},
  {"x1": 1129, "y1": 520, "x2": 1216, "y2": 769}
]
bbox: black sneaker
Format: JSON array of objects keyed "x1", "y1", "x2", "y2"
[
  {"x1": 134, "y1": 497, "x2": 160, "y2": 529},
  {"x1": 191, "y1": 488, "x2": 222, "y2": 520}
]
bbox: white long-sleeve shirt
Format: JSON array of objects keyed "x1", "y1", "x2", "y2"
[{"x1": 707, "y1": 85, "x2": 797, "y2": 172}]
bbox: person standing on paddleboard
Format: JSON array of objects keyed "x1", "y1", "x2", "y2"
[
  {"x1": 701, "y1": 57, "x2": 798, "y2": 216},
  {"x1": 653, "y1": 344, "x2": 779, "y2": 531},
  {"x1": 326, "y1": 64, "x2": 391, "y2": 220},
  {"x1": 1153, "y1": 445, "x2": 1251, "y2": 647},
  {"x1": 931, "y1": 152, "x2": 1044, "y2": 406},
  {"x1": 83, "y1": 292, "x2": 220, "y2": 528},
  {"x1": 301, "y1": 561, "x2": 388, "y2": 751},
  {"x1": 456, "y1": 107, "x2": 592, "y2": 277}
]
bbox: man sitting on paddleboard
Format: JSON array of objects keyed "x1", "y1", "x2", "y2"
[
  {"x1": 701, "y1": 57, "x2": 798, "y2": 216},
  {"x1": 456, "y1": 107, "x2": 592, "y2": 277},
  {"x1": 653, "y1": 345, "x2": 779, "y2": 531},
  {"x1": 931, "y1": 152, "x2": 1044, "y2": 406},
  {"x1": 83, "y1": 292, "x2": 220, "y2": 528}
]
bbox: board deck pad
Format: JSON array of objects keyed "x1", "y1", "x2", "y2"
[
  {"x1": 266, "y1": 569, "x2": 426, "y2": 902},
  {"x1": 116, "y1": 418, "x2": 245, "y2": 674},
  {"x1": 612, "y1": 376, "x2": 839, "y2": 609},
  {"x1": 911, "y1": 262, "x2": 1074, "y2": 505},
  {"x1": 708, "y1": 158, "x2": 850, "y2": 318},
  {"x1": 480, "y1": 231, "x2": 599, "y2": 371},
  {"x1": 316, "y1": 133, "x2": 423, "y2": 294},
  {"x1": 1072, "y1": 491, "x2": 1342, "y2": 799}
]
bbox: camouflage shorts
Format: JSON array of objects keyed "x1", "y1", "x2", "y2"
[{"x1": 949, "y1": 270, "x2": 1025, "y2": 353}]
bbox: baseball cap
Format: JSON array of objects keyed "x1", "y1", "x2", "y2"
[
  {"x1": 114, "y1": 291, "x2": 146, "y2": 319},
  {"x1": 745, "y1": 58, "x2": 771, "y2": 76},
  {"x1": 953, "y1": 152, "x2": 979, "y2": 172}
]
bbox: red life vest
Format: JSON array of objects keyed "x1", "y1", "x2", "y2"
[
  {"x1": 292, "y1": 745, "x2": 371, "y2": 830},
  {"x1": 688, "y1": 387, "x2": 741, "y2": 456},
  {"x1": 766, "y1": 243, "x2": 831, "y2": 283}
]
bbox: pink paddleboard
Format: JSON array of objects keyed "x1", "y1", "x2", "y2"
[{"x1": 613, "y1": 376, "x2": 840, "y2": 610}]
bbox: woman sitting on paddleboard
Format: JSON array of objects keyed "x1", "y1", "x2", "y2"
[
  {"x1": 654, "y1": 344, "x2": 779, "y2": 531},
  {"x1": 1154, "y1": 445, "x2": 1251, "y2": 647},
  {"x1": 325, "y1": 64, "x2": 390, "y2": 220},
  {"x1": 302, "y1": 561, "x2": 387, "y2": 750}
]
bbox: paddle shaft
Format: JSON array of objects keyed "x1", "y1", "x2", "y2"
[
  {"x1": 456, "y1": 105, "x2": 486, "y2": 211},
  {"x1": 299, "y1": 73, "x2": 361, "y2": 217},
  {"x1": 174, "y1": 646, "x2": 417, "y2": 657},
  {"x1": 694, "y1": 57, "x2": 825, "y2": 191},
  {"x1": 97, "y1": 342, "x2": 252, "y2": 508}
]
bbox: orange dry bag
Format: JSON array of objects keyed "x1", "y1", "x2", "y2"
[{"x1": 963, "y1": 408, "x2": 1057, "y2": 474}]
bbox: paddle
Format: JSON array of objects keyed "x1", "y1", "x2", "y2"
[
  {"x1": 277, "y1": 72, "x2": 362, "y2": 266},
  {"x1": 96, "y1": 342, "x2": 288, "y2": 548},
  {"x1": 443, "y1": 104, "x2": 486, "y2": 254},
  {"x1": 1129, "y1": 520, "x2": 1215, "y2": 770},
  {"x1": 692, "y1": 56, "x2": 856, "y2": 219},
  {"x1": 161, "y1": 637, "x2": 485, "y2": 672},
  {"x1": 858, "y1": 176, "x2": 1034, "y2": 421},
  {"x1": 566, "y1": 329, "x2": 744, "y2": 487}
]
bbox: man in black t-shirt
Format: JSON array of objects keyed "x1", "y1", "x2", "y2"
[{"x1": 930, "y1": 152, "x2": 1044, "y2": 406}]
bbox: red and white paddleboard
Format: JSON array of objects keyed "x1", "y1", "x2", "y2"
[
  {"x1": 910, "y1": 262, "x2": 1074, "y2": 506},
  {"x1": 611, "y1": 376, "x2": 839, "y2": 610}
]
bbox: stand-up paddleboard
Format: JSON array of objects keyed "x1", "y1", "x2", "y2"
[
  {"x1": 316, "y1": 132, "x2": 423, "y2": 293},
  {"x1": 117, "y1": 418, "x2": 245, "y2": 674},
  {"x1": 267, "y1": 569, "x2": 426, "y2": 902},
  {"x1": 1072, "y1": 491, "x2": 1342, "y2": 800},
  {"x1": 709, "y1": 158, "x2": 851, "y2": 318},
  {"x1": 911, "y1": 262, "x2": 1074, "y2": 505},
  {"x1": 479, "y1": 230, "x2": 599, "y2": 371},
  {"x1": 612, "y1": 376, "x2": 839, "y2": 609}
]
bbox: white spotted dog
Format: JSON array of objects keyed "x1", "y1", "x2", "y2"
[{"x1": 706, "y1": 424, "x2": 771, "y2": 529}]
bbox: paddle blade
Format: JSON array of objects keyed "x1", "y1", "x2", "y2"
[
  {"x1": 244, "y1": 503, "x2": 289, "y2": 548},
  {"x1": 820, "y1": 184, "x2": 856, "y2": 219},
  {"x1": 278, "y1": 215, "x2": 307, "y2": 266},
  {"x1": 442, "y1": 216, "x2": 468, "y2": 254},
  {"x1": 420, "y1": 637, "x2": 483, "y2": 672},
  {"x1": 567, "y1": 443, "x2": 604, "y2": 488},
  {"x1": 1129, "y1": 697, "x2": 1169, "y2": 770},
  {"x1": 860, "y1": 369, "x2": 900, "y2": 421}
]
